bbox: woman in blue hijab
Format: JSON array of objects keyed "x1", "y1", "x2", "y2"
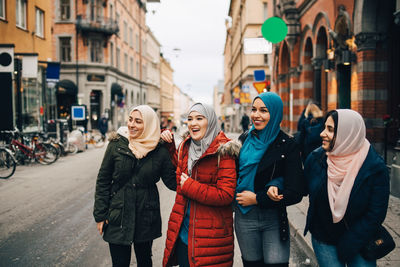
[{"x1": 235, "y1": 92, "x2": 306, "y2": 267}]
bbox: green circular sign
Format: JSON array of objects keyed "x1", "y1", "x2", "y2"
[{"x1": 261, "y1": 17, "x2": 288, "y2": 44}]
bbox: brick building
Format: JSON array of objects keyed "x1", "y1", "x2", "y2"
[
  {"x1": 224, "y1": 0, "x2": 400, "y2": 151},
  {"x1": 273, "y1": 0, "x2": 400, "y2": 150}
]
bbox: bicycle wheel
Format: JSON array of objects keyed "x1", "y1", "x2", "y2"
[
  {"x1": 42, "y1": 143, "x2": 58, "y2": 164},
  {"x1": 0, "y1": 148, "x2": 16, "y2": 179}
]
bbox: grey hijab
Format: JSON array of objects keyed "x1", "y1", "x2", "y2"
[{"x1": 187, "y1": 103, "x2": 221, "y2": 175}]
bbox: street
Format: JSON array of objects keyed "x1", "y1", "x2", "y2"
[{"x1": 0, "y1": 144, "x2": 315, "y2": 267}]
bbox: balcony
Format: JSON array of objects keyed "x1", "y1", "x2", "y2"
[{"x1": 76, "y1": 14, "x2": 119, "y2": 36}]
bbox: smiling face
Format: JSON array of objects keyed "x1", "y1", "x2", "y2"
[
  {"x1": 127, "y1": 110, "x2": 144, "y2": 139},
  {"x1": 188, "y1": 111, "x2": 208, "y2": 141},
  {"x1": 250, "y1": 98, "x2": 270, "y2": 131},
  {"x1": 320, "y1": 115, "x2": 336, "y2": 151}
]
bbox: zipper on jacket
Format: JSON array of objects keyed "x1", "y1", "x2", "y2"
[
  {"x1": 120, "y1": 189, "x2": 125, "y2": 229},
  {"x1": 191, "y1": 166, "x2": 198, "y2": 263}
]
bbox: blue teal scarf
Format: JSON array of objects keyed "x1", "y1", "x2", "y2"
[{"x1": 236, "y1": 92, "x2": 283, "y2": 214}]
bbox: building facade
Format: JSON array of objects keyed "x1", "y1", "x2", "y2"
[
  {"x1": 223, "y1": 0, "x2": 273, "y2": 132},
  {"x1": 52, "y1": 0, "x2": 149, "y2": 130},
  {"x1": 160, "y1": 55, "x2": 174, "y2": 128},
  {"x1": 145, "y1": 27, "x2": 161, "y2": 116},
  {"x1": 0, "y1": 0, "x2": 54, "y2": 132},
  {"x1": 224, "y1": 0, "x2": 400, "y2": 152},
  {"x1": 272, "y1": 0, "x2": 400, "y2": 151}
]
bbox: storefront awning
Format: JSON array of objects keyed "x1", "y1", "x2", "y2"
[
  {"x1": 56, "y1": 80, "x2": 78, "y2": 95},
  {"x1": 111, "y1": 82, "x2": 123, "y2": 97}
]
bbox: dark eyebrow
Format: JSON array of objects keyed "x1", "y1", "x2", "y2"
[{"x1": 188, "y1": 115, "x2": 205, "y2": 118}]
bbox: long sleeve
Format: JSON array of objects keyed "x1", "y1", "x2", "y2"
[{"x1": 93, "y1": 142, "x2": 115, "y2": 222}]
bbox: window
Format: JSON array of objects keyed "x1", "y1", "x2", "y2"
[
  {"x1": 116, "y1": 12, "x2": 120, "y2": 36},
  {"x1": 60, "y1": 0, "x2": 70, "y2": 20},
  {"x1": 0, "y1": 0, "x2": 6, "y2": 20},
  {"x1": 142, "y1": 40, "x2": 146, "y2": 56},
  {"x1": 35, "y1": 8, "x2": 44, "y2": 38},
  {"x1": 123, "y1": 21, "x2": 127, "y2": 43},
  {"x1": 109, "y1": 3, "x2": 113, "y2": 20},
  {"x1": 136, "y1": 61, "x2": 139, "y2": 78},
  {"x1": 116, "y1": 48, "x2": 120, "y2": 69},
  {"x1": 137, "y1": 92, "x2": 140, "y2": 105},
  {"x1": 110, "y1": 42, "x2": 114, "y2": 66},
  {"x1": 131, "y1": 91, "x2": 134, "y2": 104},
  {"x1": 124, "y1": 53, "x2": 128, "y2": 73},
  {"x1": 264, "y1": 54, "x2": 269, "y2": 65},
  {"x1": 263, "y1": 3, "x2": 268, "y2": 21},
  {"x1": 136, "y1": 34, "x2": 139, "y2": 51},
  {"x1": 16, "y1": 0, "x2": 27, "y2": 29},
  {"x1": 130, "y1": 57, "x2": 133, "y2": 76},
  {"x1": 129, "y1": 28, "x2": 133, "y2": 47},
  {"x1": 90, "y1": 39, "x2": 103, "y2": 63},
  {"x1": 90, "y1": 0, "x2": 102, "y2": 21},
  {"x1": 59, "y1": 37, "x2": 71, "y2": 62}
]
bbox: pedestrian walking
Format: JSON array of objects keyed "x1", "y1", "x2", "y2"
[
  {"x1": 98, "y1": 113, "x2": 109, "y2": 139},
  {"x1": 304, "y1": 109, "x2": 390, "y2": 266},
  {"x1": 235, "y1": 92, "x2": 306, "y2": 267},
  {"x1": 161, "y1": 103, "x2": 239, "y2": 267},
  {"x1": 297, "y1": 103, "x2": 324, "y2": 163},
  {"x1": 241, "y1": 113, "x2": 250, "y2": 133},
  {"x1": 93, "y1": 105, "x2": 177, "y2": 267}
]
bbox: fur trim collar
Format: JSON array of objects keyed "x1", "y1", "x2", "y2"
[{"x1": 217, "y1": 139, "x2": 241, "y2": 158}]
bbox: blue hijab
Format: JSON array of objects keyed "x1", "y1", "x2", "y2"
[{"x1": 236, "y1": 92, "x2": 283, "y2": 214}]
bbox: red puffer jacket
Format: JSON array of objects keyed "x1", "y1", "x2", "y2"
[{"x1": 163, "y1": 131, "x2": 239, "y2": 267}]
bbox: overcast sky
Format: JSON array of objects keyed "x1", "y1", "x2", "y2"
[{"x1": 146, "y1": 0, "x2": 230, "y2": 106}]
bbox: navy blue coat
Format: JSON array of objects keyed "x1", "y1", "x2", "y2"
[{"x1": 304, "y1": 146, "x2": 390, "y2": 262}]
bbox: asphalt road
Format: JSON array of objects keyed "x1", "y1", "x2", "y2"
[{"x1": 0, "y1": 142, "x2": 314, "y2": 267}]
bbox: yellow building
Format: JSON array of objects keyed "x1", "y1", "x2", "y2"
[{"x1": 0, "y1": 0, "x2": 55, "y2": 132}]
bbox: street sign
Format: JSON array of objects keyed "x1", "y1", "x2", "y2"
[
  {"x1": 243, "y1": 38, "x2": 272, "y2": 54},
  {"x1": 253, "y1": 81, "x2": 268, "y2": 94},
  {"x1": 71, "y1": 105, "x2": 86, "y2": 121},
  {"x1": 254, "y1": 70, "x2": 266, "y2": 81}
]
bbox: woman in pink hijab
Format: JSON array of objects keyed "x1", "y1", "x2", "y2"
[{"x1": 304, "y1": 109, "x2": 390, "y2": 266}]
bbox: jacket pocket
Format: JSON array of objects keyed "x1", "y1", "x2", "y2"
[
  {"x1": 108, "y1": 190, "x2": 124, "y2": 226},
  {"x1": 142, "y1": 201, "x2": 160, "y2": 226}
]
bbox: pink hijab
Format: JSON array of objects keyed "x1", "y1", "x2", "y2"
[{"x1": 326, "y1": 109, "x2": 370, "y2": 223}]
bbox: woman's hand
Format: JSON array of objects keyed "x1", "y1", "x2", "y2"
[
  {"x1": 267, "y1": 186, "x2": 283, "y2": 201},
  {"x1": 180, "y1": 173, "x2": 189, "y2": 187},
  {"x1": 96, "y1": 220, "x2": 108, "y2": 235},
  {"x1": 161, "y1": 130, "x2": 174, "y2": 143},
  {"x1": 236, "y1": 191, "x2": 258, "y2": 206}
]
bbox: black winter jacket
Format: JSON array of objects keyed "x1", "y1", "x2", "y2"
[
  {"x1": 93, "y1": 133, "x2": 176, "y2": 245},
  {"x1": 238, "y1": 130, "x2": 306, "y2": 241},
  {"x1": 304, "y1": 146, "x2": 390, "y2": 262}
]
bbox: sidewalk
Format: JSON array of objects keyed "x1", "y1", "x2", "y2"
[{"x1": 288, "y1": 195, "x2": 400, "y2": 266}]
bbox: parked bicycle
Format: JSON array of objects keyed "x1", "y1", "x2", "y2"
[
  {"x1": 0, "y1": 146, "x2": 16, "y2": 179},
  {"x1": 1, "y1": 130, "x2": 58, "y2": 165}
]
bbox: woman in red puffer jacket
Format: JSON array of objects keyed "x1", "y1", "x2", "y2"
[{"x1": 161, "y1": 103, "x2": 239, "y2": 267}]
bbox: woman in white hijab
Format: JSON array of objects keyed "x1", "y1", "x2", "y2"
[
  {"x1": 94, "y1": 105, "x2": 177, "y2": 267},
  {"x1": 161, "y1": 103, "x2": 240, "y2": 267},
  {"x1": 304, "y1": 109, "x2": 391, "y2": 266}
]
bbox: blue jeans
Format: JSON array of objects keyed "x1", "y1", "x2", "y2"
[
  {"x1": 234, "y1": 205, "x2": 290, "y2": 264},
  {"x1": 312, "y1": 236, "x2": 376, "y2": 267}
]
